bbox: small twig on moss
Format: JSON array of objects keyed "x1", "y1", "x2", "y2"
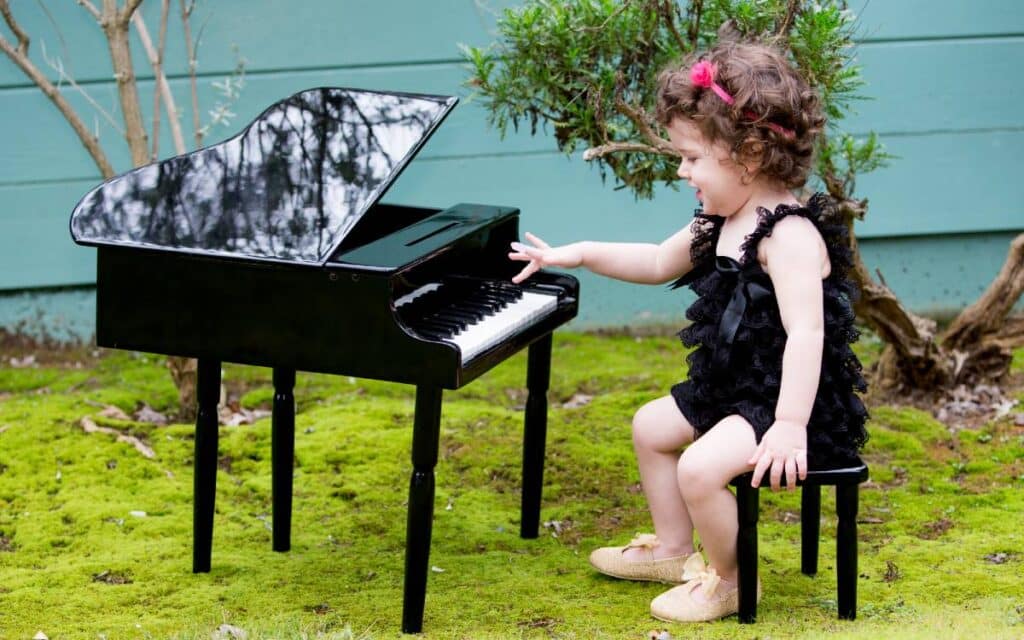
[{"x1": 80, "y1": 416, "x2": 155, "y2": 459}]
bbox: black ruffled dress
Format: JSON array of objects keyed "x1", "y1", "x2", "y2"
[{"x1": 669, "y1": 193, "x2": 868, "y2": 469}]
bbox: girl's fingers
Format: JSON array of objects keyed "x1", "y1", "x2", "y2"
[
  {"x1": 784, "y1": 456, "x2": 797, "y2": 491},
  {"x1": 747, "y1": 442, "x2": 765, "y2": 466},
  {"x1": 750, "y1": 452, "x2": 772, "y2": 488},
  {"x1": 796, "y1": 449, "x2": 808, "y2": 481},
  {"x1": 769, "y1": 456, "x2": 784, "y2": 491},
  {"x1": 511, "y1": 262, "x2": 539, "y2": 284},
  {"x1": 524, "y1": 232, "x2": 551, "y2": 250}
]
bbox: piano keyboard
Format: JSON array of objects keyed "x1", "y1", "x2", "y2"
[{"x1": 397, "y1": 279, "x2": 559, "y2": 363}]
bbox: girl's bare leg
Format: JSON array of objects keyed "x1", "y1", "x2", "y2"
[
  {"x1": 676, "y1": 415, "x2": 758, "y2": 586},
  {"x1": 622, "y1": 395, "x2": 697, "y2": 561}
]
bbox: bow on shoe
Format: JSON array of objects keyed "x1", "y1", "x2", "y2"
[
  {"x1": 624, "y1": 533, "x2": 660, "y2": 552},
  {"x1": 680, "y1": 553, "x2": 721, "y2": 597}
]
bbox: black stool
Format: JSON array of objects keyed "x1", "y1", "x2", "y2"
[{"x1": 730, "y1": 460, "x2": 869, "y2": 622}]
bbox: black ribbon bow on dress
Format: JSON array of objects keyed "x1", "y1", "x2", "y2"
[{"x1": 712, "y1": 256, "x2": 772, "y2": 374}]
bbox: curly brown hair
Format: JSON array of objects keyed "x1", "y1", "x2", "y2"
[{"x1": 655, "y1": 37, "x2": 825, "y2": 189}]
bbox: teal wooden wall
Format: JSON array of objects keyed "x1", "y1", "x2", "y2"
[{"x1": 1, "y1": 1, "x2": 1022, "y2": 339}]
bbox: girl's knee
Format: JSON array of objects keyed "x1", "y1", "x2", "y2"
[
  {"x1": 631, "y1": 402, "x2": 666, "y2": 452},
  {"x1": 631, "y1": 397, "x2": 693, "y2": 454},
  {"x1": 676, "y1": 452, "x2": 712, "y2": 498}
]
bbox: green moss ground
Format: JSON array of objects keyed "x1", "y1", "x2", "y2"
[{"x1": 1, "y1": 334, "x2": 1023, "y2": 639}]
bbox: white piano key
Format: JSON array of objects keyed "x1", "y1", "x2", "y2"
[{"x1": 448, "y1": 290, "x2": 558, "y2": 363}]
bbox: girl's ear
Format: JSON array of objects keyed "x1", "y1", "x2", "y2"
[{"x1": 735, "y1": 138, "x2": 765, "y2": 182}]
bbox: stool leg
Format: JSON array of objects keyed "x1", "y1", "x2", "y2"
[
  {"x1": 836, "y1": 483, "x2": 859, "y2": 620},
  {"x1": 801, "y1": 484, "x2": 820, "y2": 576},
  {"x1": 735, "y1": 480, "x2": 759, "y2": 623}
]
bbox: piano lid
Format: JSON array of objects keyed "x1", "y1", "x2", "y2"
[{"x1": 70, "y1": 87, "x2": 457, "y2": 266}]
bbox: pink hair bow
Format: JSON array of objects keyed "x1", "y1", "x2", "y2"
[
  {"x1": 689, "y1": 60, "x2": 795, "y2": 139},
  {"x1": 690, "y1": 61, "x2": 736, "y2": 105}
]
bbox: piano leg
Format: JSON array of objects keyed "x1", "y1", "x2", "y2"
[
  {"x1": 402, "y1": 385, "x2": 443, "y2": 634},
  {"x1": 272, "y1": 367, "x2": 296, "y2": 552},
  {"x1": 193, "y1": 358, "x2": 221, "y2": 573},
  {"x1": 520, "y1": 333, "x2": 552, "y2": 539}
]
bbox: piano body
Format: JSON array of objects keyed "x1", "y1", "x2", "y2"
[{"x1": 69, "y1": 87, "x2": 579, "y2": 632}]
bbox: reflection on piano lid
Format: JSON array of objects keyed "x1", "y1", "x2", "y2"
[{"x1": 69, "y1": 87, "x2": 457, "y2": 266}]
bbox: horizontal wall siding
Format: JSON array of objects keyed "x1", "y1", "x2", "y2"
[
  {"x1": 0, "y1": 0, "x2": 1022, "y2": 328},
  {"x1": 0, "y1": 0, "x2": 521, "y2": 87}
]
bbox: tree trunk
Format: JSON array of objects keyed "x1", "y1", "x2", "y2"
[
  {"x1": 101, "y1": 2, "x2": 197, "y2": 417},
  {"x1": 101, "y1": 5, "x2": 149, "y2": 167},
  {"x1": 167, "y1": 356, "x2": 198, "y2": 420},
  {"x1": 939, "y1": 233, "x2": 1024, "y2": 383},
  {"x1": 835, "y1": 193, "x2": 1024, "y2": 393}
]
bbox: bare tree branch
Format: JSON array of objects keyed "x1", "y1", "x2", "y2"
[
  {"x1": 155, "y1": 0, "x2": 170, "y2": 154},
  {"x1": 658, "y1": 0, "x2": 688, "y2": 53},
  {"x1": 0, "y1": 33, "x2": 115, "y2": 177},
  {"x1": 944, "y1": 232, "x2": 1024, "y2": 350},
  {"x1": 180, "y1": 0, "x2": 202, "y2": 147},
  {"x1": 0, "y1": 0, "x2": 30, "y2": 55},
  {"x1": 686, "y1": 0, "x2": 703, "y2": 49},
  {"x1": 119, "y1": 0, "x2": 144, "y2": 24},
  {"x1": 39, "y1": 40, "x2": 124, "y2": 135},
  {"x1": 583, "y1": 141, "x2": 675, "y2": 161},
  {"x1": 132, "y1": 7, "x2": 186, "y2": 157},
  {"x1": 774, "y1": 0, "x2": 800, "y2": 38},
  {"x1": 76, "y1": 0, "x2": 102, "y2": 21},
  {"x1": 613, "y1": 96, "x2": 676, "y2": 155}
]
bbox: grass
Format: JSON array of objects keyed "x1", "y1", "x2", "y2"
[{"x1": 1, "y1": 333, "x2": 1023, "y2": 639}]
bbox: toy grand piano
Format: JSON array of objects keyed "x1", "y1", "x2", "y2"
[{"x1": 70, "y1": 87, "x2": 579, "y2": 632}]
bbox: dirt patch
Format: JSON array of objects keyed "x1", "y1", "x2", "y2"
[
  {"x1": 917, "y1": 517, "x2": 954, "y2": 540},
  {"x1": 91, "y1": 570, "x2": 133, "y2": 585}
]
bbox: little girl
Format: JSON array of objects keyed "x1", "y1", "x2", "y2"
[{"x1": 509, "y1": 37, "x2": 868, "y2": 622}]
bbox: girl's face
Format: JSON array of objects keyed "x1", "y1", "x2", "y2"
[{"x1": 666, "y1": 118, "x2": 752, "y2": 217}]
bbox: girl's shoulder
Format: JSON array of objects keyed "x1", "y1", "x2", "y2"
[{"x1": 741, "y1": 193, "x2": 844, "y2": 261}]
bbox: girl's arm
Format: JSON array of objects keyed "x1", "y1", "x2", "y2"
[
  {"x1": 748, "y1": 215, "x2": 827, "y2": 491},
  {"x1": 508, "y1": 222, "x2": 700, "y2": 285}
]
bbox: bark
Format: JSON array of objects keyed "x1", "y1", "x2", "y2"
[
  {"x1": 167, "y1": 356, "x2": 198, "y2": 421},
  {"x1": 830, "y1": 194, "x2": 951, "y2": 391},
  {"x1": 943, "y1": 233, "x2": 1024, "y2": 350},
  {"x1": 936, "y1": 233, "x2": 1024, "y2": 383},
  {"x1": 180, "y1": 0, "x2": 202, "y2": 148},
  {"x1": 100, "y1": 0, "x2": 149, "y2": 167},
  {"x1": 132, "y1": 7, "x2": 186, "y2": 156}
]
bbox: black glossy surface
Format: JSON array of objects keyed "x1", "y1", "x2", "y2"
[{"x1": 71, "y1": 88, "x2": 456, "y2": 265}]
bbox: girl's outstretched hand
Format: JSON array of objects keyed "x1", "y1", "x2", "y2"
[
  {"x1": 508, "y1": 232, "x2": 583, "y2": 284},
  {"x1": 748, "y1": 419, "x2": 808, "y2": 491}
]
